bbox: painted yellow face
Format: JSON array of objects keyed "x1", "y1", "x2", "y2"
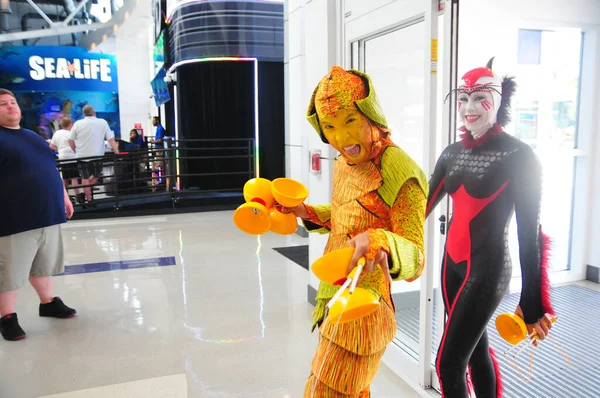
[{"x1": 320, "y1": 108, "x2": 373, "y2": 164}]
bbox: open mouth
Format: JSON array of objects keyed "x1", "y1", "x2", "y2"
[
  {"x1": 465, "y1": 115, "x2": 481, "y2": 123},
  {"x1": 343, "y1": 144, "x2": 361, "y2": 157}
]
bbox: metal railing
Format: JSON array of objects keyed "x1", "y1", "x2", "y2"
[{"x1": 55, "y1": 137, "x2": 255, "y2": 213}]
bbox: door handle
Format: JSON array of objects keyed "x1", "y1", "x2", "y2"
[{"x1": 439, "y1": 215, "x2": 446, "y2": 235}]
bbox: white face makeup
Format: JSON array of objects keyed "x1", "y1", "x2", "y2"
[{"x1": 457, "y1": 90, "x2": 497, "y2": 138}]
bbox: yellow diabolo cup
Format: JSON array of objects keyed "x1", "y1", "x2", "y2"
[
  {"x1": 271, "y1": 178, "x2": 309, "y2": 208},
  {"x1": 233, "y1": 177, "x2": 308, "y2": 235},
  {"x1": 311, "y1": 247, "x2": 380, "y2": 324},
  {"x1": 312, "y1": 247, "x2": 355, "y2": 285},
  {"x1": 327, "y1": 287, "x2": 380, "y2": 324},
  {"x1": 269, "y1": 208, "x2": 298, "y2": 235},
  {"x1": 495, "y1": 312, "x2": 558, "y2": 345},
  {"x1": 233, "y1": 178, "x2": 275, "y2": 235}
]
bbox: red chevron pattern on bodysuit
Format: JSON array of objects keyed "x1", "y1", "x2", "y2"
[{"x1": 446, "y1": 182, "x2": 509, "y2": 264}]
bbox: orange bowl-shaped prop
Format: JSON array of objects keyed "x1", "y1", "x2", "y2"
[
  {"x1": 495, "y1": 312, "x2": 558, "y2": 345},
  {"x1": 496, "y1": 313, "x2": 529, "y2": 345},
  {"x1": 233, "y1": 202, "x2": 271, "y2": 235},
  {"x1": 243, "y1": 178, "x2": 276, "y2": 208},
  {"x1": 311, "y1": 247, "x2": 355, "y2": 285},
  {"x1": 234, "y1": 178, "x2": 275, "y2": 235},
  {"x1": 269, "y1": 208, "x2": 298, "y2": 235},
  {"x1": 327, "y1": 287, "x2": 380, "y2": 324},
  {"x1": 272, "y1": 178, "x2": 308, "y2": 208},
  {"x1": 234, "y1": 177, "x2": 308, "y2": 236}
]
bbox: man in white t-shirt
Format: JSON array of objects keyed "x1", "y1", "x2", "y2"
[
  {"x1": 68, "y1": 105, "x2": 119, "y2": 203},
  {"x1": 50, "y1": 117, "x2": 83, "y2": 204}
]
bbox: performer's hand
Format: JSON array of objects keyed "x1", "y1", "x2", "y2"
[
  {"x1": 347, "y1": 231, "x2": 392, "y2": 283},
  {"x1": 515, "y1": 305, "x2": 553, "y2": 344},
  {"x1": 368, "y1": 249, "x2": 392, "y2": 283},
  {"x1": 280, "y1": 203, "x2": 309, "y2": 219}
]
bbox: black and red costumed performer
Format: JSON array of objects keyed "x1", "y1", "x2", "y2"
[{"x1": 426, "y1": 58, "x2": 556, "y2": 398}]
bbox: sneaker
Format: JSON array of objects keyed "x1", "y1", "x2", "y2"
[
  {"x1": 39, "y1": 297, "x2": 77, "y2": 318},
  {"x1": 0, "y1": 313, "x2": 26, "y2": 341},
  {"x1": 76, "y1": 193, "x2": 86, "y2": 205}
]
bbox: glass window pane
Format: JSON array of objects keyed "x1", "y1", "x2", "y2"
[
  {"x1": 365, "y1": 22, "x2": 425, "y2": 169},
  {"x1": 518, "y1": 29, "x2": 542, "y2": 65},
  {"x1": 507, "y1": 29, "x2": 582, "y2": 274}
]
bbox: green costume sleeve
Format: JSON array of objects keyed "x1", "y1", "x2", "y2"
[
  {"x1": 384, "y1": 230, "x2": 424, "y2": 282},
  {"x1": 377, "y1": 147, "x2": 428, "y2": 282}
]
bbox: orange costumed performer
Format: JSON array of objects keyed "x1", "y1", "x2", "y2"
[{"x1": 283, "y1": 66, "x2": 428, "y2": 397}]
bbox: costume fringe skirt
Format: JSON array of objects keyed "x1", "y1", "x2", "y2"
[{"x1": 303, "y1": 297, "x2": 396, "y2": 397}]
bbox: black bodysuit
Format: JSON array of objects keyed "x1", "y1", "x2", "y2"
[{"x1": 426, "y1": 125, "x2": 553, "y2": 398}]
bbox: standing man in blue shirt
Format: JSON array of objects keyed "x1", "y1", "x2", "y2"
[
  {"x1": 150, "y1": 116, "x2": 165, "y2": 148},
  {"x1": 0, "y1": 89, "x2": 76, "y2": 341}
]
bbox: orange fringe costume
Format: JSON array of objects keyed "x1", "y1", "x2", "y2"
[{"x1": 302, "y1": 67, "x2": 428, "y2": 397}]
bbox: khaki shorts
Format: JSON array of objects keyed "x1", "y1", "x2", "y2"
[
  {"x1": 0, "y1": 225, "x2": 64, "y2": 292},
  {"x1": 154, "y1": 150, "x2": 164, "y2": 168}
]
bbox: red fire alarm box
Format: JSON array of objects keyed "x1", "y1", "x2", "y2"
[{"x1": 311, "y1": 149, "x2": 322, "y2": 175}]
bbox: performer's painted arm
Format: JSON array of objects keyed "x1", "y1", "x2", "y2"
[
  {"x1": 426, "y1": 149, "x2": 448, "y2": 218},
  {"x1": 302, "y1": 204, "x2": 332, "y2": 234},
  {"x1": 366, "y1": 179, "x2": 426, "y2": 281},
  {"x1": 514, "y1": 148, "x2": 554, "y2": 325}
]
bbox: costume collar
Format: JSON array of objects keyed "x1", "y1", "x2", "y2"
[{"x1": 459, "y1": 123, "x2": 503, "y2": 149}]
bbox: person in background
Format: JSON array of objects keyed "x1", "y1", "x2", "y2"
[
  {"x1": 36, "y1": 113, "x2": 51, "y2": 140},
  {"x1": 68, "y1": 105, "x2": 119, "y2": 204},
  {"x1": 0, "y1": 88, "x2": 76, "y2": 342},
  {"x1": 150, "y1": 116, "x2": 165, "y2": 148},
  {"x1": 50, "y1": 117, "x2": 83, "y2": 204},
  {"x1": 150, "y1": 116, "x2": 169, "y2": 190},
  {"x1": 125, "y1": 129, "x2": 150, "y2": 191},
  {"x1": 129, "y1": 129, "x2": 148, "y2": 150}
]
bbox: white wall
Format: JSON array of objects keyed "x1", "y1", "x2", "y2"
[
  {"x1": 344, "y1": 0, "x2": 424, "y2": 41},
  {"x1": 285, "y1": 0, "x2": 339, "y2": 290},
  {"x1": 92, "y1": 2, "x2": 156, "y2": 139}
]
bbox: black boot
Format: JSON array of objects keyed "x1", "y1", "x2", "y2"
[
  {"x1": 39, "y1": 297, "x2": 77, "y2": 318},
  {"x1": 0, "y1": 313, "x2": 26, "y2": 341}
]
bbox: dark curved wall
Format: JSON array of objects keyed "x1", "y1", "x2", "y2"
[
  {"x1": 168, "y1": 1, "x2": 284, "y2": 189},
  {"x1": 168, "y1": 0, "x2": 284, "y2": 64}
]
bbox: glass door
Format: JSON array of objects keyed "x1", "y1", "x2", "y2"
[
  {"x1": 432, "y1": 1, "x2": 590, "y2": 393},
  {"x1": 361, "y1": 20, "x2": 426, "y2": 360},
  {"x1": 430, "y1": 0, "x2": 458, "y2": 391}
]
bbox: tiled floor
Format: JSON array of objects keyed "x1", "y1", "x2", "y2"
[{"x1": 0, "y1": 212, "x2": 421, "y2": 398}]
